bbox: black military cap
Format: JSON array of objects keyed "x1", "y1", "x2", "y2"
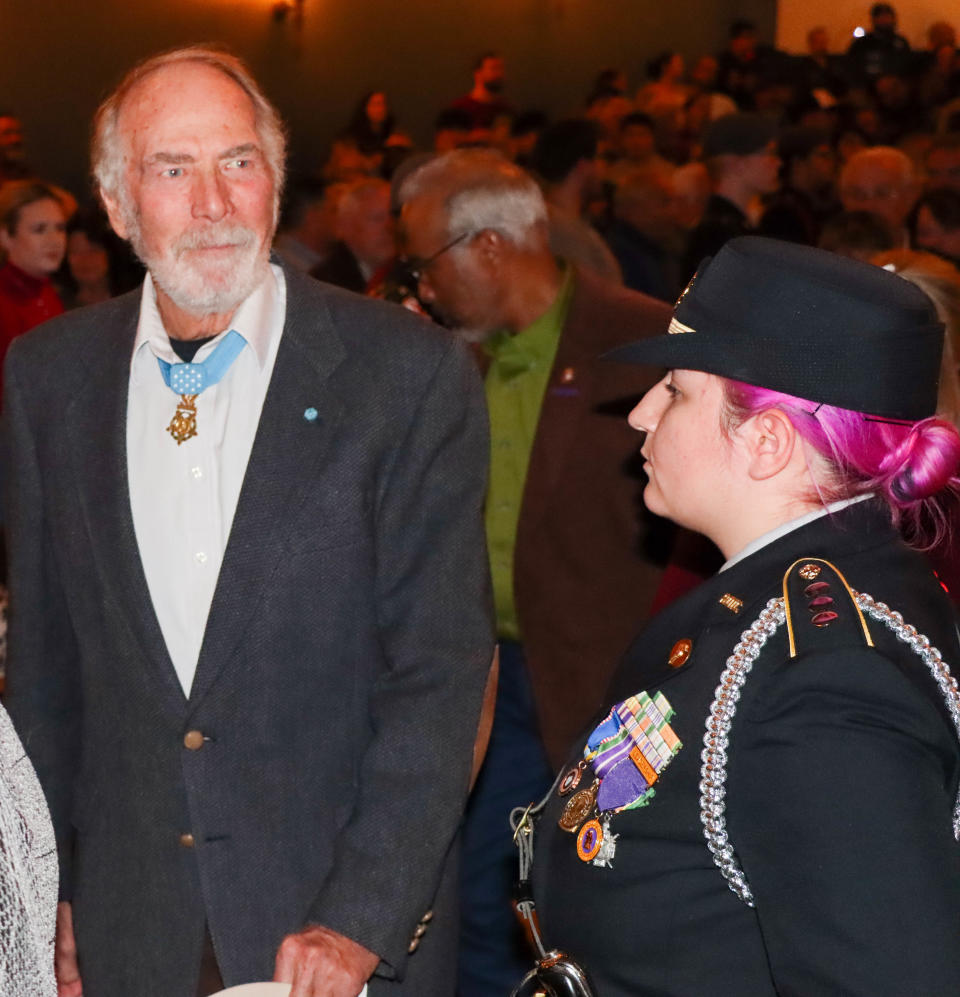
[
  {"x1": 608, "y1": 237, "x2": 944, "y2": 420},
  {"x1": 701, "y1": 113, "x2": 778, "y2": 158}
]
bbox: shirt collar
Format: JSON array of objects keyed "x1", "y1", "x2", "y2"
[
  {"x1": 483, "y1": 265, "x2": 574, "y2": 374},
  {"x1": 131, "y1": 264, "x2": 283, "y2": 383},
  {"x1": 721, "y1": 492, "x2": 876, "y2": 572}
]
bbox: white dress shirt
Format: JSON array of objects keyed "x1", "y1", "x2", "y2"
[{"x1": 127, "y1": 264, "x2": 287, "y2": 695}]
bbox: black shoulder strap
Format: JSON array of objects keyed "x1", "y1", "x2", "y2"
[{"x1": 781, "y1": 557, "x2": 875, "y2": 660}]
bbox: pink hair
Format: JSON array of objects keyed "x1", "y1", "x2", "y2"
[{"x1": 721, "y1": 379, "x2": 960, "y2": 550}]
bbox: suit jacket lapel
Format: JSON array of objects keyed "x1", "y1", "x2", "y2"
[
  {"x1": 519, "y1": 275, "x2": 599, "y2": 530},
  {"x1": 65, "y1": 298, "x2": 187, "y2": 714},
  {"x1": 187, "y1": 285, "x2": 347, "y2": 708}
]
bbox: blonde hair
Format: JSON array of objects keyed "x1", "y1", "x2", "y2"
[{"x1": 872, "y1": 249, "x2": 960, "y2": 428}]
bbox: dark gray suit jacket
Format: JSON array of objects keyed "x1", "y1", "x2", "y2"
[{"x1": 3, "y1": 267, "x2": 494, "y2": 995}]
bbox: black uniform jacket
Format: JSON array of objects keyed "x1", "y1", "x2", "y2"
[{"x1": 531, "y1": 500, "x2": 960, "y2": 996}]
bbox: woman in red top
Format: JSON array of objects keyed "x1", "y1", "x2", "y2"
[{"x1": 0, "y1": 180, "x2": 67, "y2": 395}]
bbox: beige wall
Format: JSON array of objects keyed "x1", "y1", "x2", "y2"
[
  {"x1": 776, "y1": 0, "x2": 945, "y2": 54},
  {"x1": 2, "y1": 0, "x2": 774, "y2": 200}
]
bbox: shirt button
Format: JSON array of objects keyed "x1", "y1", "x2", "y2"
[
  {"x1": 191, "y1": 466, "x2": 203, "y2": 479},
  {"x1": 195, "y1": 552, "x2": 208, "y2": 564}
]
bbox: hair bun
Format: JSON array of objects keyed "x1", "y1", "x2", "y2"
[{"x1": 879, "y1": 418, "x2": 960, "y2": 506}]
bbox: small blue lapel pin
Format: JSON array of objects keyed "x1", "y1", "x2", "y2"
[{"x1": 303, "y1": 407, "x2": 319, "y2": 423}]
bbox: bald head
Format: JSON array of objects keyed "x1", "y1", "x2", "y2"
[{"x1": 840, "y1": 146, "x2": 919, "y2": 232}]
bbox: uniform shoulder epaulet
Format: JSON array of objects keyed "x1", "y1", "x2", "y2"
[{"x1": 781, "y1": 557, "x2": 875, "y2": 660}]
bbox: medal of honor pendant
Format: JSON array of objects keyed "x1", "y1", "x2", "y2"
[{"x1": 167, "y1": 394, "x2": 199, "y2": 445}]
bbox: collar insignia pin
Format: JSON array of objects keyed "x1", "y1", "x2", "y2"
[{"x1": 719, "y1": 593, "x2": 743, "y2": 615}]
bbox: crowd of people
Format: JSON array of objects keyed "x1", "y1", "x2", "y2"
[
  {"x1": 0, "y1": 8, "x2": 958, "y2": 997},
  {"x1": 3, "y1": 4, "x2": 960, "y2": 368}
]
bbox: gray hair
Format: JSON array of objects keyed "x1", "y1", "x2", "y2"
[
  {"x1": 91, "y1": 46, "x2": 287, "y2": 210},
  {"x1": 399, "y1": 148, "x2": 547, "y2": 250},
  {"x1": 841, "y1": 145, "x2": 917, "y2": 190}
]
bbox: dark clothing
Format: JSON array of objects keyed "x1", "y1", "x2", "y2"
[
  {"x1": 603, "y1": 219, "x2": 679, "y2": 301},
  {"x1": 447, "y1": 94, "x2": 514, "y2": 130},
  {"x1": 310, "y1": 241, "x2": 367, "y2": 293},
  {"x1": 3, "y1": 267, "x2": 494, "y2": 995},
  {"x1": 847, "y1": 29, "x2": 912, "y2": 83},
  {"x1": 682, "y1": 195, "x2": 750, "y2": 282},
  {"x1": 797, "y1": 53, "x2": 850, "y2": 97},
  {"x1": 758, "y1": 185, "x2": 839, "y2": 246},
  {"x1": 715, "y1": 47, "x2": 782, "y2": 110},
  {"x1": 531, "y1": 501, "x2": 960, "y2": 996},
  {"x1": 458, "y1": 640, "x2": 553, "y2": 996}
]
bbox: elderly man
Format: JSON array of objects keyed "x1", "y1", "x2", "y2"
[
  {"x1": 311, "y1": 177, "x2": 395, "y2": 292},
  {"x1": 839, "y1": 145, "x2": 919, "y2": 246},
  {"x1": 399, "y1": 149, "x2": 671, "y2": 995},
  {"x1": 3, "y1": 48, "x2": 493, "y2": 997}
]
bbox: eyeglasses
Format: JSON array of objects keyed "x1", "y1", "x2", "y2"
[{"x1": 401, "y1": 230, "x2": 473, "y2": 284}]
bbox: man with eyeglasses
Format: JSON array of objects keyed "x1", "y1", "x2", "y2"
[
  {"x1": 398, "y1": 148, "x2": 671, "y2": 996},
  {"x1": 839, "y1": 145, "x2": 919, "y2": 246}
]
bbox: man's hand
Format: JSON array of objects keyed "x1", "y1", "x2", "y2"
[
  {"x1": 55, "y1": 901, "x2": 83, "y2": 997},
  {"x1": 274, "y1": 924, "x2": 379, "y2": 997}
]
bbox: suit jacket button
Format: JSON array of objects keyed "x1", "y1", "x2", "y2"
[
  {"x1": 179, "y1": 833, "x2": 195, "y2": 848},
  {"x1": 407, "y1": 936, "x2": 420, "y2": 954},
  {"x1": 183, "y1": 730, "x2": 205, "y2": 751}
]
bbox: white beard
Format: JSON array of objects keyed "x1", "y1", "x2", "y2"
[{"x1": 125, "y1": 207, "x2": 270, "y2": 316}]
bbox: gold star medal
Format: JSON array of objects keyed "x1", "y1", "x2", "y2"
[{"x1": 167, "y1": 394, "x2": 199, "y2": 446}]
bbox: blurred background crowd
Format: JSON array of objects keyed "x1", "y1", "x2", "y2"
[{"x1": 1, "y1": 2, "x2": 960, "y2": 414}]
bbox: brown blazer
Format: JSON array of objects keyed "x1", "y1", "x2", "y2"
[{"x1": 492, "y1": 267, "x2": 673, "y2": 765}]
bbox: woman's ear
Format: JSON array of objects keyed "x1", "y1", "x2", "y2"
[{"x1": 744, "y1": 408, "x2": 799, "y2": 481}]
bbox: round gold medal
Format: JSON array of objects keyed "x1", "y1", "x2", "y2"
[{"x1": 558, "y1": 782, "x2": 597, "y2": 833}]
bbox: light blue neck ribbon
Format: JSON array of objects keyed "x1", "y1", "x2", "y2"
[{"x1": 156, "y1": 329, "x2": 246, "y2": 396}]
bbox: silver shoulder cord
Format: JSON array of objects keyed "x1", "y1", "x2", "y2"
[{"x1": 701, "y1": 593, "x2": 960, "y2": 907}]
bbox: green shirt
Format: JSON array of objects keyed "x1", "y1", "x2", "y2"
[{"x1": 484, "y1": 267, "x2": 574, "y2": 640}]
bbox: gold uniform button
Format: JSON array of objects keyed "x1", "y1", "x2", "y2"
[
  {"x1": 183, "y1": 730, "x2": 205, "y2": 751},
  {"x1": 179, "y1": 833, "x2": 195, "y2": 848},
  {"x1": 668, "y1": 638, "x2": 693, "y2": 668}
]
